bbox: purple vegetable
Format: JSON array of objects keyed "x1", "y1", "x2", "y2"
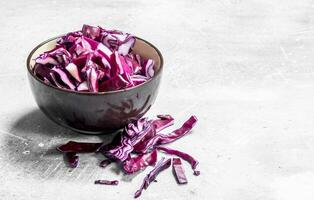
[
  {"x1": 153, "y1": 115, "x2": 174, "y2": 133},
  {"x1": 56, "y1": 114, "x2": 200, "y2": 198},
  {"x1": 43, "y1": 77, "x2": 51, "y2": 85},
  {"x1": 35, "y1": 46, "x2": 71, "y2": 66},
  {"x1": 94, "y1": 180, "x2": 119, "y2": 185},
  {"x1": 34, "y1": 24, "x2": 155, "y2": 93},
  {"x1": 99, "y1": 159, "x2": 112, "y2": 168},
  {"x1": 51, "y1": 67, "x2": 76, "y2": 90},
  {"x1": 77, "y1": 81, "x2": 88, "y2": 91},
  {"x1": 142, "y1": 59, "x2": 155, "y2": 78},
  {"x1": 99, "y1": 133, "x2": 134, "y2": 162},
  {"x1": 123, "y1": 150, "x2": 157, "y2": 174},
  {"x1": 134, "y1": 158, "x2": 171, "y2": 198},
  {"x1": 98, "y1": 118, "x2": 156, "y2": 160},
  {"x1": 125, "y1": 55, "x2": 141, "y2": 74},
  {"x1": 157, "y1": 146, "x2": 199, "y2": 174},
  {"x1": 193, "y1": 170, "x2": 200, "y2": 176},
  {"x1": 172, "y1": 158, "x2": 188, "y2": 184},
  {"x1": 50, "y1": 72, "x2": 67, "y2": 89},
  {"x1": 129, "y1": 116, "x2": 172, "y2": 153},
  {"x1": 33, "y1": 64, "x2": 52, "y2": 81},
  {"x1": 157, "y1": 115, "x2": 198, "y2": 145},
  {"x1": 82, "y1": 24, "x2": 101, "y2": 40},
  {"x1": 99, "y1": 74, "x2": 130, "y2": 91},
  {"x1": 57, "y1": 31, "x2": 82, "y2": 48},
  {"x1": 66, "y1": 152, "x2": 79, "y2": 168},
  {"x1": 65, "y1": 63, "x2": 82, "y2": 82},
  {"x1": 118, "y1": 35, "x2": 135, "y2": 56},
  {"x1": 99, "y1": 27, "x2": 135, "y2": 55},
  {"x1": 111, "y1": 51, "x2": 133, "y2": 75},
  {"x1": 36, "y1": 56, "x2": 58, "y2": 66},
  {"x1": 86, "y1": 36, "x2": 113, "y2": 58},
  {"x1": 133, "y1": 115, "x2": 197, "y2": 153},
  {"x1": 125, "y1": 117, "x2": 149, "y2": 138},
  {"x1": 99, "y1": 115, "x2": 198, "y2": 161},
  {"x1": 57, "y1": 141, "x2": 102, "y2": 153},
  {"x1": 86, "y1": 67, "x2": 99, "y2": 92},
  {"x1": 130, "y1": 75, "x2": 148, "y2": 86}
]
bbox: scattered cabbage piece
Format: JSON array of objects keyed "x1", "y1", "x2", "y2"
[
  {"x1": 94, "y1": 180, "x2": 119, "y2": 185},
  {"x1": 150, "y1": 115, "x2": 198, "y2": 146},
  {"x1": 99, "y1": 159, "x2": 112, "y2": 168},
  {"x1": 56, "y1": 115, "x2": 199, "y2": 198},
  {"x1": 98, "y1": 115, "x2": 197, "y2": 162},
  {"x1": 157, "y1": 146, "x2": 199, "y2": 175},
  {"x1": 98, "y1": 133, "x2": 134, "y2": 162},
  {"x1": 152, "y1": 114, "x2": 174, "y2": 133},
  {"x1": 133, "y1": 115, "x2": 197, "y2": 153},
  {"x1": 134, "y1": 158, "x2": 171, "y2": 198},
  {"x1": 193, "y1": 170, "x2": 200, "y2": 176},
  {"x1": 98, "y1": 117, "x2": 155, "y2": 161},
  {"x1": 172, "y1": 158, "x2": 188, "y2": 184},
  {"x1": 123, "y1": 150, "x2": 157, "y2": 174},
  {"x1": 34, "y1": 24, "x2": 153, "y2": 93},
  {"x1": 66, "y1": 152, "x2": 79, "y2": 168},
  {"x1": 57, "y1": 141, "x2": 102, "y2": 153}
]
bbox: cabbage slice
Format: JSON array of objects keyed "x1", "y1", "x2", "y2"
[
  {"x1": 66, "y1": 152, "x2": 79, "y2": 168},
  {"x1": 94, "y1": 180, "x2": 119, "y2": 185},
  {"x1": 157, "y1": 146, "x2": 199, "y2": 175},
  {"x1": 134, "y1": 158, "x2": 171, "y2": 198},
  {"x1": 172, "y1": 158, "x2": 188, "y2": 184},
  {"x1": 123, "y1": 150, "x2": 157, "y2": 174}
]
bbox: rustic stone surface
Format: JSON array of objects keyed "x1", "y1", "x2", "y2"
[{"x1": 1, "y1": 0, "x2": 314, "y2": 199}]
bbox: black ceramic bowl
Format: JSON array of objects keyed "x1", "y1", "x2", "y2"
[{"x1": 27, "y1": 36, "x2": 163, "y2": 134}]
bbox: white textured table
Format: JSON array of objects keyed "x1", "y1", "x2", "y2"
[{"x1": 1, "y1": 0, "x2": 314, "y2": 199}]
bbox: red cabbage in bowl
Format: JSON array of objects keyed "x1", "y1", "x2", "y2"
[{"x1": 33, "y1": 24, "x2": 156, "y2": 93}]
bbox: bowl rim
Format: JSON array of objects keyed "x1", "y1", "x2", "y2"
[{"x1": 26, "y1": 35, "x2": 163, "y2": 96}]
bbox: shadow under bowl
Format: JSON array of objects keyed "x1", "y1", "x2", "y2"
[{"x1": 26, "y1": 36, "x2": 163, "y2": 134}]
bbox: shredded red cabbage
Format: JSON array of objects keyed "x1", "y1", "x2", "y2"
[
  {"x1": 193, "y1": 170, "x2": 200, "y2": 176},
  {"x1": 99, "y1": 159, "x2": 112, "y2": 168},
  {"x1": 157, "y1": 146, "x2": 199, "y2": 175},
  {"x1": 172, "y1": 158, "x2": 188, "y2": 184},
  {"x1": 123, "y1": 150, "x2": 157, "y2": 174},
  {"x1": 132, "y1": 115, "x2": 197, "y2": 154},
  {"x1": 94, "y1": 180, "x2": 119, "y2": 185},
  {"x1": 98, "y1": 133, "x2": 134, "y2": 162},
  {"x1": 56, "y1": 114, "x2": 199, "y2": 198},
  {"x1": 65, "y1": 152, "x2": 79, "y2": 168},
  {"x1": 98, "y1": 115, "x2": 196, "y2": 162},
  {"x1": 57, "y1": 141, "x2": 102, "y2": 153},
  {"x1": 134, "y1": 158, "x2": 171, "y2": 198},
  {"x1": 33, "y1": 24, "x2": 156, "y2": 92}
]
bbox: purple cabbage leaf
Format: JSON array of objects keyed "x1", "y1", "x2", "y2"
[{"x1": 134, "y1": 158, "x2": 171, "y2": 198}]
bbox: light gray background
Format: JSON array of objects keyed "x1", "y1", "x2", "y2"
[{"x1": 1, "y1": 0, "x2": 314, "y2": 199}]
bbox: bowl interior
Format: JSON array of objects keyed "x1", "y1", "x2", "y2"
[{"x1": 29, "y1": 37, "x2": 162, "y2": 74}]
